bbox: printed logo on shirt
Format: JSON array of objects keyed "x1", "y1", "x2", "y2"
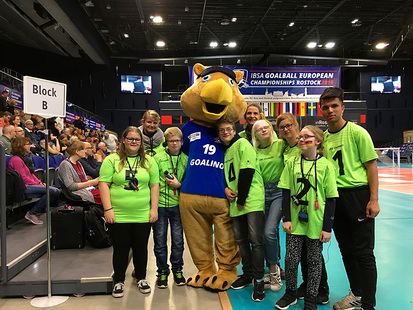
[{"x1": 189, "y1": 132, "x2": 201, "y2": 142}]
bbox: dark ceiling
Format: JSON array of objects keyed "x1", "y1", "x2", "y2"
[{"x1": 1, "y1": 0, "x2": 413, "y2": 67}]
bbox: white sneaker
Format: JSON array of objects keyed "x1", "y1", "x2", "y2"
[
  {"x1": 333, "y1": 290, "x2": 362, "y2": 310},
  {"x1": 264, "y1": 265, "x2": 283, "y2": 292},
  {"x1": 137, "y1": 279, "x2": 151, "y2": 294},
  {"x1": 112, "y1": 282, "x2": 124, "y2": 298}
]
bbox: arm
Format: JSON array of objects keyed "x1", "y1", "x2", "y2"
[
  {"x1": 320, "y1": 198, "x2": 336, "y2": 243},
  {"x1": 236, "y1": 168, "x2": 255, "y2": 206},
  {"x1": 99, "y1": 181, "x2": 115, "y2": 223},
  {"x1": 364, "y1": 159, "x2": 380, "y2": 218},
  {"x1": 281, "y1": 189, "x2": 292, "y2": 233},
  {"x1": 79, "y1": 158, "x2": 99, "y2": 178},
  {"x1": 149, "y1": 183, "x2": 159, "y2": 223},
  {"x1": 58, "y1": 161, "x2": 98, "y2": 191}
]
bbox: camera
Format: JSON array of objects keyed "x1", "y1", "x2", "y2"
[
  {"x1": 128, "y1": 177, "x2": 139, "y2": 191},
  {"x1": 298, "y1": 211, "x2": 308, "y2": 222},
  {"x1": 164, "y1": 171, "x2": 174, "y2": 180}
]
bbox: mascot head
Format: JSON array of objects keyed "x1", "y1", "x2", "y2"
[{"x1": 181, "y1": 63, "x2": 247, "y2": 124}]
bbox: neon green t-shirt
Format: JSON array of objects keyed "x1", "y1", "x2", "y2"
[
  {"x1": 256, "y1": 139, "x2": 288, "y2": 183},
  {"x1": 224, "y1": 138, "x2": 264, "y2": 217},
  {"x1": 278, "y1": 155, "x2": 338, "y2": 239},
  {"x1": 154, "y1": 150, "x2": 188, "y2": 208},
  {"x1": 323, "y1": 122, "x2": 378, "y2": 188},
  {"x1": 99, "y1": 153, "x2": 159, "y2": 223},
  {"x1": 283, "y1": 143, "x2": 301, "y2": 164}
]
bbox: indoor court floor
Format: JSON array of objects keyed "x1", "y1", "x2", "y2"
[{"x1": 0, "y1": 166, "x2": 412, "y2": 309}]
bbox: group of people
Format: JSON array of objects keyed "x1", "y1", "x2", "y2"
[{"x1": 2, "y1": 87, "x2": 379, "y2": 310}]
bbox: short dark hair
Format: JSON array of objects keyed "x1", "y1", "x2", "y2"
[
  {"x1": 216, "y1": 117, "x2": 236, "y2": 131},
  {"x1": 319, "y1": 87, "x2": 344, "y2": 105}
]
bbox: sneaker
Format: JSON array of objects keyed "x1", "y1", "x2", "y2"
[
  {"x1": 252, "y1": 279, "x2": 265, "y2": 302},
  {"x1": 278, "y1": 263, "x2": 286, "y2": 280},
  {"x1": 231, "y1": 274, "x2": 253, "y2": 290},
  {"x1": 333, "y1": 290, "x2": 362, "y2": 310},
  {"x1": 25, "y1": 212, "x2": 43, "y2": 225},
  {"x1": 173, "y1": 268, "x2": 186, "y2": 286},
  {"x1": 156, "y1": 270, "x2": 168, "y2": 289},
  {"x1": 317, "y1": 285, "x2": 330, "y2": 305},
  {"x1": 137, "y1": 279, "x2": 151, "y2": 294},
  {"x1": 112, "y1": 282, "x2": 124, "y2": 298},
  {"x1": 297, "y1": 282, "x2": 306, "y2": 299},
  {"x1": 275, "y1": 289, "x2": 297, "y2": 310},
  {"x1": 264, "y1": 268, "x2": 283, "y2": 292}
]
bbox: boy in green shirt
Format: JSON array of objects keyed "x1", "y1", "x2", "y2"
[
  {"x1": 217, "y1": 118, "x2": 266, "y2": 302},
  {"x1": 153, "y1": 127, "x2": 188, "y2": 288}
]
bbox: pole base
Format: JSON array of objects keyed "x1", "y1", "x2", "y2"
[{"x1": 30, "y1": 295, "x2": 69, "y2": 307}]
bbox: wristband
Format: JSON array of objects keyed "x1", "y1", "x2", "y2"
[{"x1": 104, "y1": 208, "x2": 113, "y2": 212}]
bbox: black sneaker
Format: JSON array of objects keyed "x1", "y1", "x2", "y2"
[
  {"x1": 317, "y1": 285, "x2": 329, "y2": 305},
  {"x1": 231, "y1": 274, "x2": 253, "y2": 290},
  {"x1": 275, "y1": 289, "x2": 297, "y2": 310},
  {"x1": 112, "y1": 282, "x2": 124, "y2": 298},
  {"x1": 297, "y1": 282, "x2": 306, "y2": 300},
  {"x1": 156, "y1": 270, "x2": 168, "y2": 289},
  {"x1": 251, "y1": 279, "x2": 265, "y2": 302},
  {"x1": 137, "y1": 279, "x2": 151, "y2": 294},
  {"x1": 173, "y1": 268, "x2": 186, "y2": 286}
]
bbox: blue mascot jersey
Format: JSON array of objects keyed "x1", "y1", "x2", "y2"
[{"x1": 181, "y1": 121, "x2": 226, "y2": 198}]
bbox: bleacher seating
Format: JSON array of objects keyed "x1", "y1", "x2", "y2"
[{"x1": 32, "y1": 155, "x2": 46, "y2": 182}]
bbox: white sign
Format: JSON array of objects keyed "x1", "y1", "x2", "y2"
[{"x1": 23, "y1": 76, "x2": 66, "y2": 118}]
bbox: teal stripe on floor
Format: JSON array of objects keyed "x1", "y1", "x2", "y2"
[{"x1": 227, "y1": 189, "x2": 413, "y2": 309}]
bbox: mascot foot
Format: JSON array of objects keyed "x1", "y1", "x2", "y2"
[
  {"x1": 203, "y1": 269, "x2": 238, "y2": 291},
  {"x1": 186, "y1": 268, "x2": 217, "y2": 288}
]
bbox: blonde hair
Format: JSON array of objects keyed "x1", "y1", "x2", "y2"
[
  {"x1": 302, "y1": 125, "x2": 325, "y2": 155},
  {"x1": 141, "y1": 110, "x2": 160, "y2": 123},
  {"x1": 164, "y1": 127, "x2": 183, "y2": 141},
  {"x1": 276, "y1": 112, "x2": 299, "y2": 140},
  {"x1": 251, "y1": 119, "x2": 274, "y2": 150}
]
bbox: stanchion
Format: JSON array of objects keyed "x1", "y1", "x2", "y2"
[{"x1": 30, "y1": 125, "x2": 68, "y2": 307}]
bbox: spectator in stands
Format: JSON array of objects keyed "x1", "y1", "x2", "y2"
[
  {"x1": 24, "y1": 120, "x2": 37, "y2": 143},
  {"x1": 34, "y1": 121, "x2": 45, "y2": 141},
  {"x1": 63, "y1": 127, "x2": 72, "y2": 139},
  {"x1": 0, "y1": 111, "x2": 11, "y2": 128},
  {"x1": 55, "y1": 116, "x2": 64, "y2": 134},
  {"x1": 102, "y1": 131, "x2": 118, "y2": 153},
  {"x1": 138, "y1": 110, "x2": 165, "y2": 156},
  {"x1": 0, "y1": 124, "x2": 16, "y2": 154},
  {"x1": 19, "y1": 110, "x2": 29, "y2": 123},
  {"x1": 97, "y1": 142, "x2": 108, "y2": 159},
  {"x1": 5, "y1": 99, "x2": 16, "y2": 115},
  {"x1": 79, "y1": 142, "x2": 102, "y2": 179},
  {"x1": 74, "y1": 127, "x2": 85, "y2": 141},
  {"x1": 30, "y1": 114, "x2": 38, "y2": 126},
  {"x1": 58, "y1": 140, "x2": 101, "y2": 204},
  {"x1": 40, "y1": 132, "x2": 62, "y2": 156},
  {"x1": 8, "y1": 137, "x2": 60, "y2": 225},
  {"x1": 10, "y1": 115, "x2": 21, "y2": 128},
  {"x1": 73, "y1": 117, "x2": 86, "y2": 132},
  {"x1": 58, "y1": 134, "x2": 69, "y2": 154},
  {"x1": 15, "y1": 126, "x2": 25, "y2": 137},
  {"x1": 0, "y1": 90, "x2": 9, "y2": 113},
  {"x1": 47, "y1": 117, "x2": 60, "y2": 137}
]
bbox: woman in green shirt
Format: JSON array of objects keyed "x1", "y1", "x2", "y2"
[{"x1": 99, "y1": 126, "x2": 159, "y2": 298}]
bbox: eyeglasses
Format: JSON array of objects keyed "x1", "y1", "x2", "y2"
[
  {"x1": 125, "y1": 137, "x2": 141, "y2": 143},
  {"x1": 256, "y1": 125, "x2": 270, "y2": 133},
  {"x1": 279, "y1": 123, "x2": 293, "y2": 131},
  {"x1": 24, "y1": 143, "x2": 31, "y2": 146},
  {"x1": 218, "y1": 127, "x2": 234, "y2": 134},
  {"x1": 296, "y1": 134, "x2": 315, "y2": 141},
  {"x1": 167, "y1": 139, "x2": 182, "y2": 144}
]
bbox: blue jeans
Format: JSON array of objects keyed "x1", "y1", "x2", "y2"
[
  {"x1": 232, "y1": 211, "x2": 265, "y2": 279},
  {"x1": 264, "y1": 182, "x2": 283, "y2": 266},
  {"x1": 153, "y1": 205, "x2": 184, "y2": 272},
  {"x1": 25, "y1": 185, "x2": 60, "y2": 215}
]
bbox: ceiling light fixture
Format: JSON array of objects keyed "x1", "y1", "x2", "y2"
[
  {"x1": 153, "y1": 16, "x2": 163, "y2": 23},
  {"x1": 210, "y1": 41, "x2": 218, "y2": 48},
  {"x1": 123, "y1": 33, "x2": 129, "y2": 38},
  {"x1": 231, "y1": 17, "x2": 237, "y2": 22},
  {"x1": 351, "y1": 19, "x2": 359, "y2": 24},
  {"x1": 236, "y1": 58, "x2": 241, "y2": 64},
  {"x1": 376, "y1": 42, "x2": 389, "y2": 49},
  {"x1": 156, "y1": 40, "x2": 165, "y2": 47},
  {"x1": 228, "y1": 42, "x2": 237, "y2": 48},
  {"x1": 307, "y1": 42, "x2": 317, "y2": 48},
  {"x1": 289, "y1": 22, "x2": 295, "y2": 27},
  {"x1": 220, "y1": 18, "x2": 230, "y2": 26},
  {"x1": 106, "y1": 4, "x2": 111, "y2": 10},
  {"x1": 85, "y1": 1, "x2": 94, "y2": 8},
  {"x1": 325, "y1": 42, "x2": 335, "y2": 48}
]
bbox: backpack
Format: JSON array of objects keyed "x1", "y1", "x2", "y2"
[
  {"x1": 83, "y1": 205, "x2": 112, "y2": 248},
  {"x1": 6, "y1": 170, "x2": 26, "y2": 205}
]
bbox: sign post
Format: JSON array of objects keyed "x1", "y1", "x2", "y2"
[{"x1": 23, "y1": 76, "x2": 68, "y2": 307}]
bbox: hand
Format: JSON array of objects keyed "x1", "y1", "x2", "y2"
[
  {"x1": 149, "y1": 209, "x2": 158, "y2": 223},
  {"x1": 225, "y1": 187, "x2": 237, "y2": 202},
  {"x1": 94, "y1": 153, "x2": 102, "y2": 162},
  {"x1": 165, "y1": 175, "x2": 181, "y2": 188},
  {"x1": 366, "y1": 200, "x2": 380, "y2": 218},
  {"x1": 104, "y1": 209, "x2": 116, "y2": 224},
  {"x1": 282, "y1": 221, "x2": 292, "y2": 233},
  {"x1": 90, "y1": 178, "x2": 99, "y2": 186},
  {"x1": 236, "y1": 203, "x2": 244, "y2": 209},
  {"x1": 320, "y1": 231, "x2": 331, "y2": 243}
]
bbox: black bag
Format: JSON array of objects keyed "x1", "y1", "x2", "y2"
[
  {"x1": 84, "y1": 205, "x2": 111, "y2": 248},
  {"x1": 51, "y1": 206, "x2": 84, "y2": 249},
  {"x1": 5, "y1": 169, "x2": 26, "y2": 205}
]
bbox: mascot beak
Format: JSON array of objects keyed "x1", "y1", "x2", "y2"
[{"x1": 200, "y1": 78, "x2": 231, "y2": 120}]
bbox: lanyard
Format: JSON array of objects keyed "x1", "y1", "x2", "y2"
[
  {"x1": 167, "y1": 149, "x2": 180, "y2": 196},
  {"x1": 68, "y1": 159, "x2": 87, "y2": 182},
  {"x1": 126, "y1": 156, "x2": 139, "y2": 178}
]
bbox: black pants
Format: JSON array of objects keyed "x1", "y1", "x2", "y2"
[
  {"x1": 300, "y1": 246, "x2": 329, "y2": 292},
  {"x1": 334, "y1": 186, "x2": 377, "y2": 310},
  {"x1": 108, "y1": 222, "x2": 152, "y2": 283}
]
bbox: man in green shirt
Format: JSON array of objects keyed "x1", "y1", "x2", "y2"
[{"x1": 320, "y1": 87, "x2": 380, "y2": 310}]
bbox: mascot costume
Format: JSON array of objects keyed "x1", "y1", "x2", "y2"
[{"x1": 179, "y1": 63, "x2": 246, "y2": 291}]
